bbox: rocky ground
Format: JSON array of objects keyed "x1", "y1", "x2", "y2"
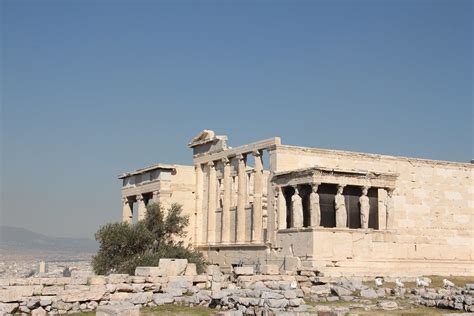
[{"x1": 0, "y1": 259, "x2": 472, "y2": 315}]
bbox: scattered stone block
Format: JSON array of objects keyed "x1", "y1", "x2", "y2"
[
  {"x1": 310, "y1": 284, "x2": 331, "y2": 295},
  {"x1": 31, "y1": 306, "x2": 47, "y2": 316},
  {"x1": 152, "y1": 293, "x2": 174, "y2": 305},
  {"x1": 331, "y1": 285, "x2": 353, "y2": 297},
  {"x1": 88, "y1": 276, "x2": 107, "y2": 285},
  {"x1": 108, "y1": 274, "x2": 130, "y2": 284},
  {"x1": 0, "y1": 302, "x2": 19, "y2": 314},
  {"x1": 60, "y1": 288, "x2": 106, "y2": 302},
  {"x1": 110, "y1": 292, "x2": 132, "y2": 301},
  {"x1": 0, "y1": 286, "x2": 40, "y2": 302},
  {"x1": 96, "y1": 303, "x2": 139, "y2": 316},
  {"x1": 158, "y1": 259, "x2": 188, "y2": 276},
  {"x1": 360, "y1": 288, "x2": 378, "y2": 299},
  {"x1": 129, "y1": 292, "x2": 152, "y2": 305},
  {"x1": 134, "y1": 267, "x2": 161, "y2": 277},
  {"x1": 378, "y1": 300, "x2": 398, "y2": 310},
  {"x1": 184, "y1": 263, "x2": 197, "y2": 276},
  {"x1": 234, "y1": 266, "x2": 254, "y2": 276},
  {"x1": 260, "y1": 265, "x2": 279, "y2": 275},
  {"x1": 265, "y1": 298, "x2": 288, "y2": 308}
]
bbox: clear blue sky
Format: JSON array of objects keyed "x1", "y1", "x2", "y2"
[{"x1": 1, "y1": 0, "x2": 472, "y2": 238}]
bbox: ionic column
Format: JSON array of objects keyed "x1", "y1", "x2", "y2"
[
  {"x1": 194, "y1": 164, "x2": 203, "y2": 244},
  {"x1": 221, "y1": 158, "x2": 231, "y2": 243},
  {"x1": 137, "y1": 194, "x2": 147, "y2": 221},
  {"x1": 122, "y1": 197, "x2": 133, "y2": 223},
  {"x1": 276, "y1": 186, "x2": 287, "y2": 230},
  {"x1": 385, "y1": 188, "x2": 395, "y2": 229},
  {"x1": 207, "y1": 161, "x2": 217, "y2": 243},
  {"x1": 310, "y1": 183, "x2": 321, "y2": 227},
  {"x1": 252, "y1": 150, "x2": 263, "y2": 242},
  {"x1": 236, "y1": 154, "x2": 247, "y2": 242},
  {"x1": 291, "y1": 186, "x2": 303, "y2": 228}
]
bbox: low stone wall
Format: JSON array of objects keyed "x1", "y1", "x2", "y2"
[{"x1": 1, "y1": 260, "x2": 473, "y2": 315}]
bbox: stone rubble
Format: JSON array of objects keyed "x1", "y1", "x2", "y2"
[{"x1": 0, "y1": 261, "x2": 473, "y2": 315}]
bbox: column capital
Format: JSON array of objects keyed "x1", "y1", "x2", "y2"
[
  {"x1": 236, "y1": 153, "x2": 246, "y2": 161},
  {"x1": 252, "y1": 150, "x2": 262, "y2": 157},
  {"x1": 122, "y1": 197, "x2": 129, "y2": 204},
  {"x1": 311, "y1": 182, "x2": 320, "y2": 191},
  {"x1": 222, "y1": 157, "x2": 230, "y2": 165},
  {"x1": 152, "y1": 191, "x2": 159, "y2": 197},
  {"x1": 136, "y1": 194, "x2": 144, "y2": 201},
  {"x1": 293, "y1": 185, "x2": 299, "y2": 194},
  {"x1": 208, "y1": 160, "x2": 215, "y2": 168}
]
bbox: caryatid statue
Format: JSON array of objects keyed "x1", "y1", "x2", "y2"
[
  {"x1": 359, "y1": 186, "x2": 370, "y2": 229},
  {"x1": 291, "y1": 186, "x2": 303, "y2": 228},
  {"x1": 310, "y1": 183, "x2": 321, "y2": 227},
  {"x1": 335, "y1": 185, "x2": 347, "y2": 228},
  {"x1": 385, "y1": 188, "x2": 395, "y2": 229}
]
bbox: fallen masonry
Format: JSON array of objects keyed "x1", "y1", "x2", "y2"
[{"x1": 0, "y1": 260, "x2": 473, "y2": 315}]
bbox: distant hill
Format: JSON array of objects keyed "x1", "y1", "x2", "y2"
[{"x1": 0, "y1": 226, "x2": 98, "y2": 253}]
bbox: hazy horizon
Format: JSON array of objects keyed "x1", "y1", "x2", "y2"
[{"x1": 1, "y1": 0, "x2": 472, "y2": 239}]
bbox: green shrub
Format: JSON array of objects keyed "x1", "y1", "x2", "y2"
[{"x1": 92, "y1": 203, "x2": 205, "y2": 275}]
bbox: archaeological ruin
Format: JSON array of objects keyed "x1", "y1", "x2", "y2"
[{"x1": 118, "y1": 130, "x2": 474, "y2": 277}]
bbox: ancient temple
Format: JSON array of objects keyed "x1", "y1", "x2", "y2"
[{"x1": 118, "y1": 130, "x2": 474, "y2": 277}]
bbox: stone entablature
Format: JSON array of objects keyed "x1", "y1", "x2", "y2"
[{"x1": 271, "y1": 166, "x2": 398, "y2": 189}]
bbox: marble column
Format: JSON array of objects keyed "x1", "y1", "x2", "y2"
[
  {"x1": 122, "y1": 197, "x2": 133, "y2": 223},
  {"x1": 137, "y1": 194, "x2": 147, "y2": 221},
  {"x1": 359, "y1": 186, "x2": 370, "y2": 229},
  {"x1": 236, "y1": 154, "x2": 247, "y2": 242},
  {"x1": 207, "y1": 161, "x2": 217, "y2": 243},
  {"x1": 194, "y1": 164, "x2": 203, "y2": 244},
  {"x1": 221, "y1": 158, "x2": 231, "y2": 243},
  {"x1": 335, "y1": 185, "x2": 347, "y2": 228},
  {"x1": 291, "y1": 186, "x2": 303, "y2": 228},
  {"x1": 252, "y1": 150, "x2": 263, "y2": 242},
  {"x1": 276, "y1": 186, "x2": 287, "y2": 230},
  {"x1": 310, "y1": 183, "x2": 321, "y2": 227},
  {"x1": 385, "y1": 188, "x2": 395, "y2": 229}
]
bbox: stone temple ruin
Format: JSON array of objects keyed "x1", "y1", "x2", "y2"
[{"x1": 119, "y1": 130, "x2": 473, "y2": 277}]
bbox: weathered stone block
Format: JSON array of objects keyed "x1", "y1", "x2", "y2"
[
  {"x1": 331, "y1": 285, "x2": 352, "y2": 297},
  {"x1": 88, "y1": 276, "x2": 107, "y2": 285},
  {"x1": 134, "y1": 267, "x2": 162, "y2": 277},
  {"x1": 265, "y1": 298, "x2": 288, "y2": 308},
  {"x1": 378, "y1": 300, "x2": 398, "y2": 310},
  {"x1": 0, "y1": 302, "x2": 19, "y2": 314},
  {"x1": 0, "y1": 286, "x2": 40, "y2": 302},
  {"x1": 31, "y1": 306, "x2": 47, "y2": 316},
  {"x1": 260, "y1": 265, "x2": 279, "y2": 275},
  {"x1": 96, "y1": 303, "x2": 139, "y2": 316},
  {"x1": 158, "y1": 259, "x2": 188, "y2": 276},
  {"x1": 41, "y1": 285, "x2": 64, "y2": 296},
  {"x1": 129, "y1": 292, "x2": 152, "y2": 305},
  {"x1": 60, "y1": 289, "x2": 106, "y2": 302},
  {"x1": 310, "y1": 284, "x2": 331, "y2": 295},
  {"x1": 234, "y1": 266, "x2": 254, "y2": 276},
  {"x1": 360, "y1": 288, "x2": 378, "y2": 299},
  {"x1": 110, "y1": 292, "x2": 132, "y2": 301},
  {"x1": 184, "y1": 263, "x2": 197, "y2": 276},
  {"x1": 152, "y1": 293, "x2": 174, "y2": 305},
  {"x1": 261, "y1": 291, "x2": 284, "y2": 299},
  {"x1": 108, "y1": 274, "x2": 130, "y2": 284}
]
